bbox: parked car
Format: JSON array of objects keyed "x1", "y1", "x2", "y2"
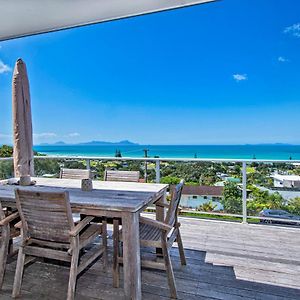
[{"x1": 259, "y1": 209, "x2": 300, "y2": 225}]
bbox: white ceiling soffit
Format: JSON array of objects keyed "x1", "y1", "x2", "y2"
[{"x1": 0, "y1": 0, "x2": 216, "y2": 41}]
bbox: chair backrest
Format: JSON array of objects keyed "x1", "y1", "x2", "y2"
[
  {"x1": 60, "y1": 168, "x2": 91, "y2": 180},
  {"x1": 165, "y1": 180, "x2": 184, "y2": 227},
  {"x1": 0, "y1": 202, "x2": 6, "y2": 236},
  {"x1": 104, "y1": 170, "x2": 140, "y2": 182},
  {"x1": 0, "y1": 202, "x2": 5, "y2": 236},
  {"x1": 0, "y1": 201, "x2": 4, "y2": 222},
  {"x1": 15, "y1": 189, "x2": 74, "y2": 243}
]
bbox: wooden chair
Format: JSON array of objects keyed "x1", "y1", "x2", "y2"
[
  {"x1": 0, "y1": 202, "x2": 19, "y2": 289},
  {"x1": 113, "y1": 180, "x2": 186, "y2": 299},
  {"x1": 12, "y1": 189, "x2": 107, "y2": 300},
  {"x1": 103, "y1": 170, "x2": 140, "y2": 244},
  {"x1": 103, "y1": 170, "x2": 140, "y2": 223},
  {"x1": 60, "y1": 168, "x2": 93, "y2": 222},
  {"x1": 60, "y1": 168, "x2": 91, "y2": 180},
  {"x1": 104, "y1": 170, "x2": 140, "y2": 182}
]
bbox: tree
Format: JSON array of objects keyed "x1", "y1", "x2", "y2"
[
  {"x1": 292, "y1": 168, "x2": 300, "y2": 175},
  {"x1": 0, "y1": 145, "x2": 14, "y2": 179},
  {"x1": 286, "y1": 197, "x2": 300, "y2": 215},
  {"x1": 221, "y1": 182, "x2": 242, "y2": 214},
  {"x1": 0, "y1": 145, "x2": 13, "y2": 157},
  {"x1": 0, "y1": 161, "x2": 13, "y2": 179},
  {"x1": 115, "y1": 149, "x2": 122, "y2": 158},
  {"x1": 198, "y1": 201, "x2": 217, "y2": 212},
  {"x1": 246, "y1": 185, "x2": 284, "y2": 215},
  {"x1": 160, "y1": 176, "x2": 181, "y2": 185},
  {"x1": 34, "y1": 158, "x2": 61, "y2": 177}
]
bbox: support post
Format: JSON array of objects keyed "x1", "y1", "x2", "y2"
[
  {"x1": 143, "y1": 149, "x2": 149, "y2": 183},
  {"x1": 242, "y1": 161, "x2": 247, "y2": 224},
  {"x1": 86, "y1": 159, "x2": 91, "y2": 170},
  {"x1": 155, "y1": 160, "x2": 160, "y2": 183}
]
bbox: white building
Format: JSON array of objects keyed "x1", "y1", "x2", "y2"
[
  {"x1": 171, "y1": 185, "x2": 224, "y2": 211},
  {"x1": 272, "y1": 174, "x2": 300, "y2": 188}
]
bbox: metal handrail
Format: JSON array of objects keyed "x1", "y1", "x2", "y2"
[
  {"x1": 36, "y1": 156, "x2": 300, "y2": 163},
  {"x1": 1, "y1": 155, "x2": 300, "y2": 225},
  {"x1": 1, "y1": 155, "x2": 300, "y2": 163}
]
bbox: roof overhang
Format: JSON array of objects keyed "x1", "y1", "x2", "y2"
[{"x1": 0, "y1": 0, "x2": 215, "y2": 42}]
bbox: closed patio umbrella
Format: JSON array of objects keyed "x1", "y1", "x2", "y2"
[{"x1": 12, "y1": 58, "x2": 34, "y2": 177}]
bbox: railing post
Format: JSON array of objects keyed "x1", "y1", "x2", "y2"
[
  {"x1": 242, "y1": 161, "x2": 247, "y2": 224},
  {"x1": 86, "y1": 159, "x2": 91, "y2": 170},
  {"x1": 155, "y1": 160, "x2": 160, "y2": 183}
]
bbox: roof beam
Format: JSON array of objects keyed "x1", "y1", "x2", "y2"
[{"x1": 0, "y1": 0, "x2": 215, "y2": 41}]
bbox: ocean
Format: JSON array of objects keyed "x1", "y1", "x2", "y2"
[{"x1": 33, "y1": 144, "x2": 300, "y2": 160}]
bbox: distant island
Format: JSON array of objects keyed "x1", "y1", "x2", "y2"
[
  {"x1": 79, "y1": 140, "x2": 138, "y2": 146},
  {"x1": 38, "y1": 140, "x2": 139, "y2": 146}
]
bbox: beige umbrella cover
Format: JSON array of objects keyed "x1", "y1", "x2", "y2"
[{"x1": 12, "y1": 58, "x2": 34, "y2": 177}]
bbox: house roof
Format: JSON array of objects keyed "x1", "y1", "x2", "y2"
[
  {"x1": 0, "y1": 0, "x2": 215, "y2": 41},
  {"x1": 171, "y1": 185, "x2": 223, "y2": 196},
  {"x1": 272, "y1": 174, "x2": 300, "y2": 182}
]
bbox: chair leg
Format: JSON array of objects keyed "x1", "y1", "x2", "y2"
[
  {"x1": 0, "y1": 226, "x2": 9, "y2": 289},
  {"x1": 67, "y1": 238, "x2": 79, "y2": 300},
  {"x1": 8, "y1": 238, "x2": 14, "y2": 255},
  {"x1": 176, "y1": 230, "x2": 186, "y2": 266},
  {"x1": 162, "y1": 242, "x2": 177, "y2": 299},
  {"x1": 102, "y1": 220, "x2": 108, "y2": 271},
  {"x1": 12, "y1": 246, "x2": 26, "y2": 298},
  {"x1": 112, "y1": 219, "x2": 120, "y2": 288}
]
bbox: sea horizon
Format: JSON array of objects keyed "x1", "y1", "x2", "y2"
[{"x1": 32, "y1": 144, "x2": 300, "y2": 160}]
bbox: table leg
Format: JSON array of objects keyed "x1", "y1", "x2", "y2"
[
  {"x1": 155, "y1": 193, "x2": 167, "y2": 256},
  {"x1": 122, "y1": 212, "x2": 141, "y2": 300}
]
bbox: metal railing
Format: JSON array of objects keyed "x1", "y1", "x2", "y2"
[{"x1": 2, "y1": 155, "x2": 300, "y2": 225}]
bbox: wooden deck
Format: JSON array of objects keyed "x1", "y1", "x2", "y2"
[{"x1": 1, "y1": 217, "x2": 300, "y2": 299}]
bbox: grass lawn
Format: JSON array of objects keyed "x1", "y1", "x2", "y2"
[
  {"x1": 145, "y1": 208, "x2": 260, "y2": 223},
  {"x1": 180, "y1": 211, "x2": 259, "y2": 223}
]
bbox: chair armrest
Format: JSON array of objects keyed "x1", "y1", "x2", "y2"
[
  {"x1": 69, "y1": 216, "x2": 94, "y2": 237},
  {"x1": 140, "y1": 216, "x2": 172, "y2": 232},
  {"x1": 156, "y1": 202, "x2": 170, "y2": 208},
  {"x1": 14, "y1": 221, "x2": 22, "y2": 229},
  {"x1": 0, "y1": 211, "x2": 19, "y2": 226},
  {"x1": 175, "y1": 222, "x2": 181, "y2": 228}
]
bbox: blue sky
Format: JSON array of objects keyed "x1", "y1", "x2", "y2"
[{"x1": 0, "y1": 0, "x2": 300, "y2": 145}]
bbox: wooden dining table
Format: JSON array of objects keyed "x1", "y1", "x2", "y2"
[{"x1": 0, "y1": 177, "x2": 168, "y2": 300}]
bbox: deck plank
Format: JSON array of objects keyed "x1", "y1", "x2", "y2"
[{"x1": 0, "y1": 218, "x2": 300, "y2": 299}]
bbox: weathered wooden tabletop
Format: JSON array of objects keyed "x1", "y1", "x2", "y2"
[{"x1": 0, "y1": 177, "x2": 168, "y2": 213}]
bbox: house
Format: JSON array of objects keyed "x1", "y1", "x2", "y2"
[
  {"x1": 171, "y1": 185, "x2": 224, "y2": 211},
  {"x1": 217, "y1": 172, "x2": 229, "y2": 180},
  {"x1": 272, "y1": 174, "x2": 300, "y2": 188}
]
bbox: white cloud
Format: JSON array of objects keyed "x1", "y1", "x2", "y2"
[
  {"x1": 68, "y1": 132, "x2": 80, "y2": 137},
  {"x1": 284, "y1": 23, "x2": 300, "y2": 38},
  {"x1": 0, "y1": 133, "x2": 11, "y2": 138},
  {"x1": 32, "y1": 132, "x2": 81, "y2": 141},
  {"x1": 278, "y1": 56, "x2": 289, "y2": 63},
  {"x1": 33, "y1": 132, "x2": 57, "y2": 138},
  {"x1": 1, "y1": 132, "x2": 81, "y2": 144},
  {"x1": 0, "y1": 60, "x2": 11, "y2": 74},
  {"x1": 0, "y1": 132, "x2": 81, "y2": 142},
  {"x1": 233, "y1": 74, "x2": 247, "y2": 82}
]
